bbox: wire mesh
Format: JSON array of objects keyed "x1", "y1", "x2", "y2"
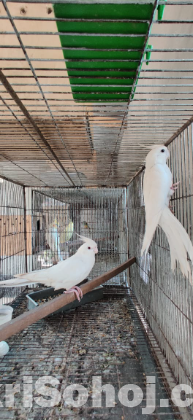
[
  {"x1": 0, "y1": 288, "x2": 177, "y2": 420},
  {"x1": 0, "y1": 1, "x2": 193, "y2": 187},
  {"x1": 0, "y1": 178, "x2": 26, "y2": 303},
  {"x1": 28, "y1": 187, "x2": 128, "y2": 286},
  {"x1": 127, "y1": 124, "x2": 193, "y2": 390}
]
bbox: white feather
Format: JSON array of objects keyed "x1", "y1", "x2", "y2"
[
  {"x1": 141, "y1": 145, "x2": 193, "y2": 279},
  {"x1": 0, "y1": 236, "x2": 98, "y2": 290}
]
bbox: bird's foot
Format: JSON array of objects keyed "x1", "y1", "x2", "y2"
[
  {"x1": 64, "y1": 286, "x2": 83, "y2": 302},
  {"x1": 171, "y1": 181, "x2": 180, "y2": 191}
]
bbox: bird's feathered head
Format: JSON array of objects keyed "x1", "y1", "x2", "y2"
[
  {"x1": 76, "y1": 234, "x2": 98, "y2": 254},
  {"x1": 145, "y1": 145, "x2": 170, "y2": 168}
]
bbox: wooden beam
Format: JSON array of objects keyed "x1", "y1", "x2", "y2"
[{"x1": 0, "y1": 257, "x2": 136, "y2": 341}]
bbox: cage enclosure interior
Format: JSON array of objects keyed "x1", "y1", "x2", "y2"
[{"x1": 0, "y1": 0, "x2": 193, "y2": 419}]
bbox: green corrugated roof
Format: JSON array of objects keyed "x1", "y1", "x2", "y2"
[{"x1": 54, "y1": 2, "x2": 154, "y2": 102}]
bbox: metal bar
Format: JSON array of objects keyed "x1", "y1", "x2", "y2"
[
  {"x1": 3, "y1": 30, "x2": 193, "y2": 37},
  {"x1": 0, "y1": 173, "x2": 24, "y2": 187},
  {"x1": 4, "y1": 76, "x2": 193, "y2": 81},
  {"x1": 0, "y1": 257, "x2": 136, "y2": 341},
  {"x1": 3, "y1": 67, "x2": 193, "y2": 72},
  {"x1": 105, "y1": 0, "x2": 159, "y2": 182},
  {"x1": 0, "y1": 16, "x2": 150, "y2": 22},
  {"x1": 1, "y1": 15, "x2": 193, "y2": 24},
  {"x1": 23, "y1": 186, "x2": 28, "y2": 273},
  {"x1": 2, "y1": 91, "x2": 193, "y2": 97},
  {"x1": 2, "y1": 83, "x2": 193, "y2": 89},
  {"x1": 0, "y1": 153, "x2": 48, "y2": 186},
  {"x1": 127, "y1": 113, "x2": 193, "y2": 186},
  {"x1": 1, "y1": 30, "x2": 147, "y2": 36},
  {"x1": 2, "y1": 45, "x2": 193, "y2": 52},
  {"x1": 0, "y1": 69, "x2": 74, "y2": 186},
  {"x1": 2, "y1": 0, "x2": 82, "y2": 187},
  {"x1": 131, "y1": 292, "x2": 193, "y2": 420},
  {"x1": 165, "y1": 114, "x2": 193, "y2": 146},
  {"x1": 156, "y1": 19, "x2": 193, "y2": 23},
  {"x1": 2, "y1": 57, "x2": 193, "y2": 63},
  {"x1": 0, "y1": 45, "x2": 145, "y2": 52},
  {"x1": 4, "y1": 0, "x2": 193, "y2": 4}
]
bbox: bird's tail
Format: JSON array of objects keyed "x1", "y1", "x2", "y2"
[
  {"x1": 141, "y1": 212, "x2": 161, "y2": 255},
  {"x1": 159, "y1": 207, "x2": 193, "y2": 279},
  {"x1": 0, "y1": 278, "x2": 33, "y2": 287}
]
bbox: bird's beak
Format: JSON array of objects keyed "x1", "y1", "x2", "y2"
[
  {"x1": 166, "y1": 149, "x2": 170, "y2": 160},
  {"x1": 94, "y1": 247, "x2": 98, "y2": 254}
]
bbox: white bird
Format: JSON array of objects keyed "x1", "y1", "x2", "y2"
[
  {"x1": 0, "y1": 235, "x2": 98, "y2": 301},
  {"x1": 141, "y1": 145, "x2": 193, "y2": 279}
]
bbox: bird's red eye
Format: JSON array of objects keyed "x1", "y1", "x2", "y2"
[{"x1": 88, "y1": 246, "x2": 91, "y2": 250}]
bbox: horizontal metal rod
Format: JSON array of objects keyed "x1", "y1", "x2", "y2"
[
  {"x1": 157, "y1": 19, "x2": 193, "y2": 23},
  {"x1": 0, "y1": 257, "x2": 136, "y2": 341},
  {"x1": 2, "y1": 67, "x2": 193, "y2": 73},
  {"x1": 0, "y1": 16, "x2": 149, "y2": 23},
  {"x1": 1, "y1": 101, "x2": 192, "y2": 107},
  {"x1": 2, "y1": 31, "x2": 146, "y2": 36},
  {"x1": 0, "y1": 114, "x2": 190, "y2": 119},
  {"x1": 1, "y1": 104, "x2": 192, "y2": 110},
  {"x1": 1, "y1": 58, "x2": 193, "y2": 64},
  {"x1": 2, "y1": 31, "x2": 193, "y2": 38},
  {"x1": 0, "y1": 114, "x2": 188, "y2": 119},
  {"x1": 4, "y1": 76, "x2": 193, "y2": 82},
  {"x1": 1, "y1": 84, "x2": 193, "y2": 91},
  {"x1": 2, "y1": 90, "x2": 193, "y2": 96},
  {"x1": 0, "y1": 45, "x2": 144, "y2": 52},
  {"x1": 2, "y1": 45, "x2": 193, "y2": 53},
  {"x1": 1, "y1": 16, "x2": 193, "y2": 24},
  {"x1": 0, "y1": 63, "x2": 193, "y2": 71},
  {"x1": 4, "y1": 0, "x2": 193, "y2": 4},
  {"x1": 2, "y1": 98, "x2": 193, "y2": 102}
]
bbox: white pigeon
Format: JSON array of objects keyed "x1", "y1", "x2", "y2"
[
  {"x1": 0, "y1": 235, "x2": 98, "y2": 301},
  {"x1": 141, "y1": 145, "x2": 193, "y2": 279}
]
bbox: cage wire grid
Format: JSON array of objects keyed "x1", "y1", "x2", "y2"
[
  {"x1": 30, "y1": 187, "x2": 128, "y2": 286},
  {"x1": 0, "y1": 185, "x2": 129, "y2": 300},
  {"x1": 0, "y1": 288, "x2": 179, "y2": 420},
  {"x1": 127, "y1": 122, "x2": 193, "y2": 397},
  {"x1": 0, "y1": 0, "x2": 193, "y2": 187},
  {"x1": 0, "y1": 0, "x2": 193, "y2": 419}
]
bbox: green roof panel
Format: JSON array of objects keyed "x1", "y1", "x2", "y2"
[{"x1": 54, "y1": 1, "x2": 154, "y2": 102}]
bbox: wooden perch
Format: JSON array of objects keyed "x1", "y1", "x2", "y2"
[{"x1": 0, "y1": 257, "x2": 136, "y2": 342}]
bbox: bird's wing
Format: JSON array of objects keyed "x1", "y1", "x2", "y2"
[
  {"x1": 14, "y1": 267, "x2": 54, "y2": 285},
  {"x1": 144, "y1": 166, "x2": 169, "y2": 215},
  {"x1": 48, "y1": 252, "x2": 94, "y2": 290},
  {"x1": 142, "y1": 165, "x2": 171, "y2": 254},
  {"x1": 14, "y1": 253, "x2": 93, "y2": 290}
]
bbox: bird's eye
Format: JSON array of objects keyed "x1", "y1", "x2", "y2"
[
  {"x1": 88, "y1": 246, "x2": 91, "y2": 250},
  {"x1": 161, "y1": 149, "x2": 165, "y2": 153}
]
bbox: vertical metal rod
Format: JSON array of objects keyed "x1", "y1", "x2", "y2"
[{"x1": 22, "y1": 186, "x2": 27, "y2": 274}]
